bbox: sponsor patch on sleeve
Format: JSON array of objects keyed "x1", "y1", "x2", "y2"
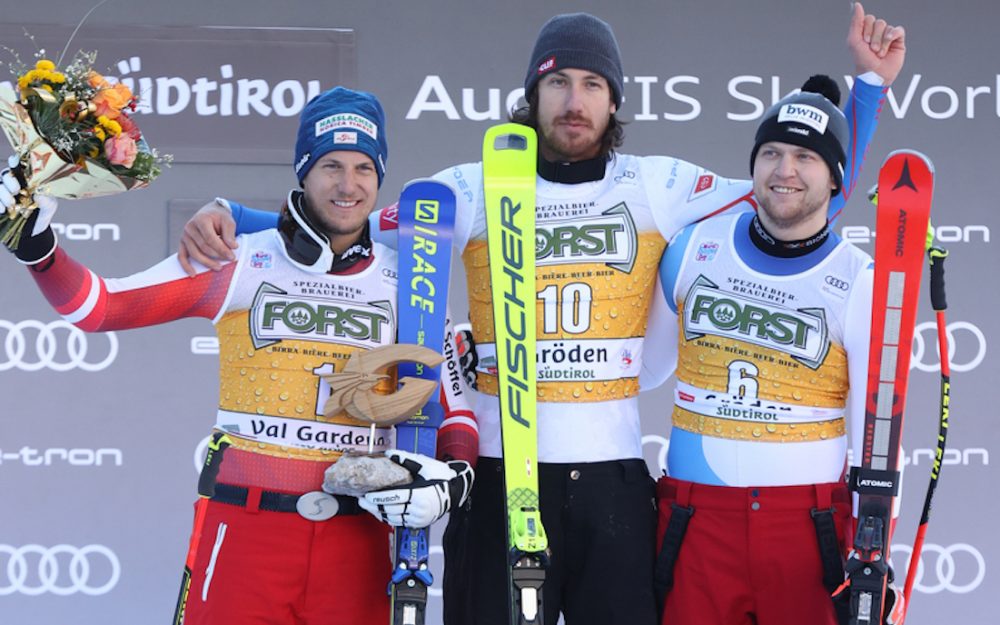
[
  {"x1": 688, "y1": 171, "x2": 718, "y2": 201},
  {"x1": 379, "y1": 203, "x2": 399, "y2": 231}
]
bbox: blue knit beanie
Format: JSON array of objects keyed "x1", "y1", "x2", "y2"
[{"x1": 294, "y1": 87, "x2": 388, "y2": 187}]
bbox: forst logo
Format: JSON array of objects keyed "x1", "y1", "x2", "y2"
[
  {"x1": 250, "y1": 284, "x2": 392, "y2": 349},
  {"x1": 684, "y1": 276, "x2": 829, "y2": 368},
  {"x1": 536, "y1": 222, "x2": 623, "y2": 257},
  {"x1": 535, "y1": 203, "x2": 638, "y2": 272},
  {"x1": 688, "y1": 294, "x2": 811, "y2": 348},
  {"x1": 262, "y1": 301, "x2": 389, "y2": 339}
]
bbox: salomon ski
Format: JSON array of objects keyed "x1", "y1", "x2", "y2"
[
  {"x1": 483, "y1": 123, "x2": 548, "y2": 625},
  {"x1": 392, "y1": 178, "x2": 457, "y2": 625},
  {"x1": 846, "y1": 150, "x2": 934, "y2": 625}
]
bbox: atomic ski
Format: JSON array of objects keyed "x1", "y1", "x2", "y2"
[
  {"x1": 845, "y1": 150, "x2": 934, "y2": 625},
  {"x1": 483, "y1": 123, "x2": 548, "y2": 625},
  {"x1": 392, "y1": 178, "x2": 457, "y2": 625}
]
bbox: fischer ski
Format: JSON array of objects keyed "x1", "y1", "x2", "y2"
[
  {"x1": 845, "y1": 150, "x2": 934, "y2": 625},
  {"x1": 483, "y1": 123, "x2": 548, "y2": 625},
  {"x1": 392, "y1": 178, "x2": 457, "y2": 625}
]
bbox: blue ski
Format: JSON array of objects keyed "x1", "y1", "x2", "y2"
[{"x1": 392, "y1": 178, "x2": 457, "y2": 625}]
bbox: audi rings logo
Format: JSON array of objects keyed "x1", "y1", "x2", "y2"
[
  {"x1": 911, "y1": 321, "x2": 986, "y2": 373},
  {"x1": 894, "y1": 543, "x2": 986, "y2": 594},
  {"x1": 824, "y1": 275, "x2": 850, "y2": 291},
  {"x1": 642, "y1": 434, "x2": 670, "y2": 475},
  {"x1": 0, "y1": 544, "x2": 121, "y2": 596},
  {"x1": 0, "y1": 320, "x2": 118, "y2": 372}
]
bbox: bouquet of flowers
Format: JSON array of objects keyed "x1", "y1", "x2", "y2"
[{"x1": 0, "y1": 51, "x2": 171, "y2": 249}]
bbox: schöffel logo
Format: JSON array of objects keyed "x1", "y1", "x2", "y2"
[
  {"x1": 683, "y1": 276, "x2": 829, "y2": 368},
  {"x1": 249, "y1": 283, "x2": 392, "y2": 349},
  {"x1": 777, "y1": 103, "x2": 829, "y2": 134},
  {"x1": 535, "y1": 203, "x2": 637, "y2": 273}
]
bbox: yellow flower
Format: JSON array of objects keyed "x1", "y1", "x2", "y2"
[
  {"x1": 104, "y1": 119, "x2": 122, "y2": 136},
  {"x1": 40, "y1": 85, "x2": 53, "y2": 93},
  {"x1": 35, "y1": 59, "x2": 56, "y2": 71},
  {"x1": 94, "y1": 126, "x2": 106, "y2": 141}
]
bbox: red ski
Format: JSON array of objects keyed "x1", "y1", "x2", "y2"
[{"x1": 845, "y1": 150, "x2": 934, "y2": 624}]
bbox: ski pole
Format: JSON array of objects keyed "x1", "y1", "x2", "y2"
[{"x1": 900, "y1": 246, "x2": 950, "y2": 624}]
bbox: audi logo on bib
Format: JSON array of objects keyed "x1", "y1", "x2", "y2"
[
  {"x1": 0, "y1": 320, "x2": 118, "y2": 372},
  {"x1": 0, "y1": 544, "x2": 121, "y2": 596},
  {"x1": 911, "y1": 320, "x2": 986, "y2": 373},
  {"x1": 894, "y1": 543, "x2": 986, "y2": 594}
]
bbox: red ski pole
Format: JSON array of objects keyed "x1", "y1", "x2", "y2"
[{"x1": 900, "y1": 247, "x2": 950, "y2": 624}]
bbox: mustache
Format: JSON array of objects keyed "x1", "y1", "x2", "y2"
[{"x1": 555, "y1": 112, "x2": 592, "y2": 127}]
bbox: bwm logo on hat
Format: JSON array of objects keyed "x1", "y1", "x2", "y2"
[
  {"x1": 316, "y1": 113, "x2": 379, "y2": 140},
  {"x1": 777, "y1": 104, "x2": 829, "y2": 134}
]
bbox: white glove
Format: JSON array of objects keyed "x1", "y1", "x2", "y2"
[
  {"x1": 2, "y1": 155, "x2": 58, "y2": 237},
  {"x1": 359, "y1": 449, "x2": 474, "y2": 528}
]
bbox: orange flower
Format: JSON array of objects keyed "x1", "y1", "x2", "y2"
[
  {"x1": 105, "y1": 134, "x2": 138, "y2": 168},
  {"x1": 88, "y1": 71, "x2": 110, "y2": 89},
  {"x1": 91, "y1": 81, "x2": 134, "y2": 118}
]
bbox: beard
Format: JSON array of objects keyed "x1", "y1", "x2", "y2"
[{"x1": 539, "y1": 112, "x2": 605, "y2": 161}]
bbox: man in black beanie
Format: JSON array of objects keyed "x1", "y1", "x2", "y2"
[
  {"x1": 645, "y1": 74, "x2": 904, "y2": 625},
  {"x1": 175, "y1": 6, "x2": 907, "y2": 625}
]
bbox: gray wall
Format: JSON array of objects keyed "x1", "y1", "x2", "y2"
[{"x1": 0, "y1": 1, "x2": 995, "y2": 623}]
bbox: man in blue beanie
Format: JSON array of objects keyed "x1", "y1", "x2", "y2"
[
  {"x1": 1, "y1": 85, "x2": 476, "y2": 625},
  {"x1": 176, "y1": 5, "x2": 906, "y2": 624}
]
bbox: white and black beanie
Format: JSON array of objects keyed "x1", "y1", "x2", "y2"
[{"x1": 750, "y1": 75, "x2": 848, "y2": 194}]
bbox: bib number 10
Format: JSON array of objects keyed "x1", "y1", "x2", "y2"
[{"x1": 539, "y1": 282, "x2": 592, "y2": 334}]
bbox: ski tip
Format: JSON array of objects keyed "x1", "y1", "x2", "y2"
[
  {"x1": 400, "y1": 177, "x2": 459, "y2": 197},
  {"x1": 483, "y1": 123, "x2": 537, "y2": 153},
  {"x1": 883, "y1": 149, "x2": 936, "y2": 174}
]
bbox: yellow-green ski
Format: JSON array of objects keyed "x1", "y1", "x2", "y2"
[{"x1": 483, "y1": 123, "x2": 548, "y2": 625}]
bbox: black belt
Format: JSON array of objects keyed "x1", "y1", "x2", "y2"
[{"x1": 210, "y1": 483, "x2": 362, "y2": 516}]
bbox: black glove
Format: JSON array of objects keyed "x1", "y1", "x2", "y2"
[{"x1": 1, "y1": 155, "x2": 58, "y2": 264}]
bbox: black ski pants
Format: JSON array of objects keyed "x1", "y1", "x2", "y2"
[{"x1": 442, "y1": 457, "x2": 658, "y2": 625}]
